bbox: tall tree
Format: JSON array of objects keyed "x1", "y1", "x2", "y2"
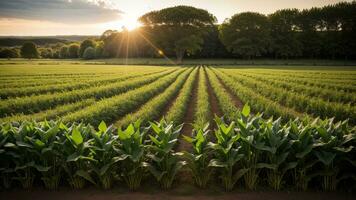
[
  {"x1": 139, "y1": 6, "x2": 217, "y2": 63},
  {"x1": 20, "y1": 42, "x2": 39, "y2": 59},
  {"x1": 219, "y1": 12, "x2": 270, "y2": 59},
  {"x1": 269, "y1": 9, "x2": 302, "y2": 59}
]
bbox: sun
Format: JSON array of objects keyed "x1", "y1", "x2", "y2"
[{"x1": 119, "y1": 14, "x2": 142, "y2": 31}]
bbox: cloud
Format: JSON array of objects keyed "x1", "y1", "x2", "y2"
[{"x1": 0, "y1": 0, "x2": 122, "y2": 24}]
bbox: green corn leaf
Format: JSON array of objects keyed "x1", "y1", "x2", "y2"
[
  {"x1": 71, "y1": 128, "x2": 83, "y2": 146},
  {"x1": 241, "y1": 104, "x2": 251, "y2": 117},
  {"x1": 98, "y1": 121, "x2": 107, "y2": 133},
  {"x1": 76, "y1": 170, "x2": 96, "y2": 185}
]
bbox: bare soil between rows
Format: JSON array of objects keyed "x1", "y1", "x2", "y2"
[{"x1": 1, "y1": 186, "x2": 354, "y2": 200}]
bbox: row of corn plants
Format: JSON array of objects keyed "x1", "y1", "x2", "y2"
[
  {"x1": 0, "y1": 99, "x2": 96, "y2": 122},
  {"x1": 0, "y1": 69, "x2": 176, "y2": 116},
  {"x1": 0, "y1": 119, "x2": 183, "y2": 190},
  {"x1": 193, "y1": 67, "x2": 211, "y2": 129},
  {"x1": 210, "y1": 68, "x2": 303, "y2": 121},
  {"x1": 164, "y1": 67, "x2": 198, "y2": 124},
  {"x1": 236, "y1": 70, "x2": 356, "y2": 93},
  {"x1": 236, "y1": 71, "x2": 355, "y2": 104},
  {"x1": 115, "y1": 67, "x2": 195, "y2": 127},
  {"x1": 1, "y1": 106, "x2": 354, "y2": 191},
  {"x1": 0, "y1": 68, "x2": 166, "y2": 99},
  {"x1": 62, "y1": 68, "x2": 187, "y2": 126},
  {"x1": 220, "y1": 69, "x2": 355, "y2": 124}
]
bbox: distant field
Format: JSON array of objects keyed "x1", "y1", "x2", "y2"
[{"x1": 0, "y1": 62, "x2": 355, "y2": 127}]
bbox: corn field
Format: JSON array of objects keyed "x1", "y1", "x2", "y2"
[{"x1": 0, "y1": 64, "x2": 355, "y2": 191}]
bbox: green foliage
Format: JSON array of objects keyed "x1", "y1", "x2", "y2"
[
  {"x1": 20, "y1": 42, "x2": 39, "y2": 59},
  {"x1": 146, "y1": 120, "x2": 185, "y2": 189},
  {"x1": 68, "y1": 44, "x2": 80, "y2": 58},
  {"x1": 220, "y1": 12, "x2": 270, "y2": 58},
  {"x1": 139, "y1": 5, "x2": 216, "y2": 62},
  {"x1": 183, "y1": 124, "x2": 213, "y2": 188},
  {"x1": 79, "y1": 39, "x2": 96, "y2": 57},
  {"x1": 0, "y1": 48, "x2": 19, "y2": 58},
  {"x1": 83, "y1": 47, "x2": 95, "y2": 60}
]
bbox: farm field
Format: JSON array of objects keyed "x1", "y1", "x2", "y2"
[
  {"x1": 0, "y1": 62, "x2": 356, "y2": 196},
  {"x1": 0, "y1": 63, "x2": 355, "y2": 127}
]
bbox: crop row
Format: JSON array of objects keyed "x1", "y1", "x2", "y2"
[
  {"x1": 210, "y1": 68, "x2": 302, "y2": 121},
  {"x1": 193, "y1": 67, "x2": 211, "y2": 129},
  {"x1": 0, "y1": 108, "x2": 354, "y2": 191},
  {"x1": 220, "y1": 69, "x2": 355, "y2": 123},
  {"x1": 0, "y1": 69, "x2": 176, "y2": 117},
  {"x1": 165, "y1": 67, "x2": 198, "y2": 124},
  {"x1": 238, "y1": 70, "x2": 356, "y2": 92},
  {"x1": 61, "y1": 68, "x2": 187, "y2": 125},
  {"x1": 115, "y1": 67, "x2": 195, "y2": 127},
  {"x1": 236, "y1": 71, "x2": 355, "y2": 104},
  {"x1": 0, "y1": 69, "x2": 167, "y2": 99}
]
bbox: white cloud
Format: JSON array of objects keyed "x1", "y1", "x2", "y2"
[{"x1": 0, "y1": 0, "x2": 122, "y2": 24}]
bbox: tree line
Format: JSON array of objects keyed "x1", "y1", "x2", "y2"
[{"x1": 1, "y1": 1, "x2": 355, "y2": 61}]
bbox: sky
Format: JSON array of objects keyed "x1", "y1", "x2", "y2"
[{"x1": 0, "y1": 0, "x2": 352, "y2": 36}]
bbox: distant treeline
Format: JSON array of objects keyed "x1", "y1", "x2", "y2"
[{"x1": 1, "y1": 2, "x2": 355, "y2": 61}]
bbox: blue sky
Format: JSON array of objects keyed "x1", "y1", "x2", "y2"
[{"x1": 0, "y1": 0, "x2": 352, "y2": 36}]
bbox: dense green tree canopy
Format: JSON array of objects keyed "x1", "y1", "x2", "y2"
[
  {"x1": 20, "y1": 42, "x2": 39, "y2": 59},
  {"x1": 139, "y1": 6, "x2": 217, "y2": 62},
  {"x1": 68, "y1": 44, "x2": 80, "y2": 58},
  {"x1": 83, "y1": 47, "x2": 95, "y2": 60},
  {"x1": 0, "y1": 48, "x2": 19, "y2": 58},
  {"x1": 59, "y1": 46, "x2": 68, "y2": 58},
  {"x1": 220, "y1": 12, "x2": 270, "y2": 59},
  {"x1": 79, "y1": 40, "x2": 96, "y2": 58}
]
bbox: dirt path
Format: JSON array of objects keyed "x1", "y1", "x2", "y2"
[
  {"x1": 215, "y1": 71, "x2": 244, "y2": 109},
  {"x1": 176, "y1": 68, "x2": 199, "y2": 152},
  {"x1": 1, "y1": 187, "x2": 354, "y2": 200}
]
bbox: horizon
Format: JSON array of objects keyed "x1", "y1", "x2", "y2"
[{"x1": 0, "y1": 0, "x2": 353, "y2": 36}]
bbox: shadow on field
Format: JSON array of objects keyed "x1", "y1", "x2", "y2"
[{"x1": 1, "y1": 184, "x2": 354, "y2": 200}]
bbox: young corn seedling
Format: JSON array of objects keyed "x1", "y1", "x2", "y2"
[
  {"x1": 182, "y1": 123, "x2": 213, "y2": 188},
  {"x1": 257, "y1": 118, "x2": 297, "y2": 191},
  {"x1": 146, "y1": 120, "x2": 185, "y2": 189},
  {"x1": 62, "y1": 123, "x2": 96, "y2": 189},
  {"x1": 91, "y1": 121, "x2": 119, "y2": 189},
  {"x1": 115, "y1": 120, "x2": 147, "y2": 190},
  {"x1": 209, "y1": 118, "x2": 248, "y2": 191}
]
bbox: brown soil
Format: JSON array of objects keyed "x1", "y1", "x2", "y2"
[
  {"x1": 215, "y1": 72, "x2": 244, "y2": 109},
  {"x1": 1, "y1": 187, "x2": 354, "y2": 200},
  {"x1": 176, "y1": 69, "x2": 199, "y2": 152}
]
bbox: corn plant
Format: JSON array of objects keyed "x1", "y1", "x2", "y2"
[
  {"x1": 289, "y1": 120, "x2": 318, "y2": 191},
  {"x1": 115, "y1": 120, "x2": 148, "y2": 190},
  {"x1": 235, "y1": 106, "x2": 265, "y2": 190},
  {"x1": 257, "y1": 118, "x2": 297, "y2": 191},
  {"x1": 26, "y1": 121, "x2": 64, "y2": 190},
  {"x1": 90, "y1": 121, "x2": 119, "y2": 189},
  {"x1": 312, "y1": 119, "x2": 355, "y2": 191},
  {"x1": 9, "y1": 122, "x2": 53, "y2": 189},
  {"x1": 146, "y1": 120, "x2": 185, "y2": 189},
  {"x1": 0, "y1": 122, "x2": 17, "y2": 189},
  {"x1": 62, "y1": 123, "x2": 96, "y2": 189},
  {"x1": 182, "y1": 124, "x2": 213, "y2": 188},
  {"x1": 208, "y1": 119, "x2": 248, "y2": 191}
]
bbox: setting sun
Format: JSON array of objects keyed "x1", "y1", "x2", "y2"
[{"x1": 117, "y1": 14, "x2": 142, "y2": 30}]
